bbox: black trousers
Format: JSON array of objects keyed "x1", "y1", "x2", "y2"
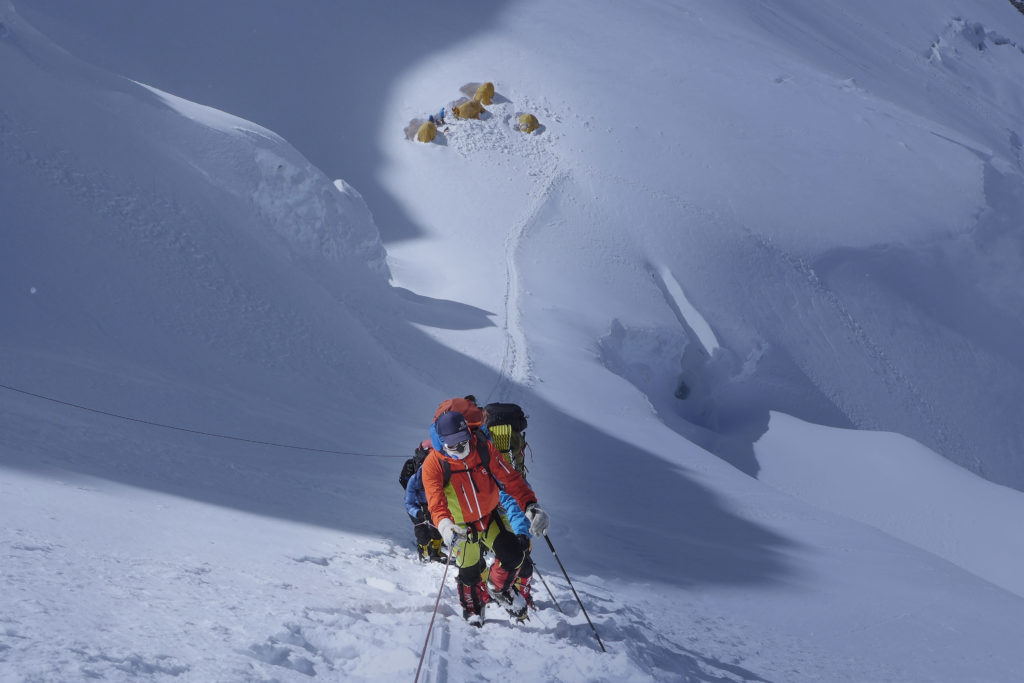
[
  {"x1": 409, "y1": 509, "x2": 442, "y2": 546},
  {"x1": 455, "y1": 510, "x2": 529, "y2": 586}
]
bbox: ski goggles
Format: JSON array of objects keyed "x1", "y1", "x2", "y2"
[{"x1": 443, "y1": 439, "x2": 471, "y2": 458}]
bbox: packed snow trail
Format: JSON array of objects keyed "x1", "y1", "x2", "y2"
[
  {"x1": 486, "y1": 165, "x2": 569, "y2": 403},
  {"x1": 391, "y1": 88, "x2": 568, "y2": 407}
]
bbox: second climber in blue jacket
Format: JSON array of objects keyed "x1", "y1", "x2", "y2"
[{"x1": 405, "y1": 467, "x2": 444, "y2": 562}]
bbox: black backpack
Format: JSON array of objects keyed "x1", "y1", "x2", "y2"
[
  {"x1": 483, "y1": 402, "x2": 529, "y2": 473},
  {"x1": 483, "y1": 402, "x2": 527, "y2": 432},
  {"x1": 399, "y1": 443, "x2": 430, "y2": 489}
]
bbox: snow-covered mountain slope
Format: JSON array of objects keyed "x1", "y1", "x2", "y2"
[
  {"x1": 757, "y1": 411, "x2": 1024, "y2": 597},
  {"x1": 383, "y1": 0, "x2": 1024, "y2": 492},
  {"x1": 4, "y1": 0, "x2": 1024, "y2": 680},
  {"x1": 19, "y1": 0, "x2": 1024, "y2": 491}
]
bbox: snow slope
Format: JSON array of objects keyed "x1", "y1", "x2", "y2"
[{"x1": 4, "y1": 0, "x2": 1024, "y2": 681}]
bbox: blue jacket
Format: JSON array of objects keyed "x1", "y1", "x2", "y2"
[
  {"x1": 405, "y1": 468, "x2": 429, "y2": 517},
  {"x1": 500, "y1": 490, "x2": 531, "y2": 536}
]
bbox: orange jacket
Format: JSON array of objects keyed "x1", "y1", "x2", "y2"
[{"x1": 422, "y1": 433, "x2": 537, "y2": 531}]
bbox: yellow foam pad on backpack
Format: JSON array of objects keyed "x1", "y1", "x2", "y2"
[{"x1": 489, "y1": 423, "x2": 512, "y2": 453}]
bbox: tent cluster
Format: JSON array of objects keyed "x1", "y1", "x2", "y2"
[{"x1": 407, "y1": 80, "x2": 542, "y2": 143}]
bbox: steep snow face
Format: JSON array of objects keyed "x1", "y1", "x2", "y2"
[
  {"x1": 135, "y1": 84, "x2": 388, "y2": 276},
  {"x1": 12, "y1": 0, "x2": 510, "y2": 245},
  {"x1": 16, "y1": 1, "x2": 1024, "y2": 488},
  {"x1": 1, "y1": 0, "x2": 398, "y2": 420},
  {"x1": 756, "y1": 411, "x2": 1024, "y2": 597},
  {"x1": 380, "y1": 0, "x2": 1024, "y2": 490},
  {"x1": 725, "y1": 0, "x2": 1024, "y2": 486}
]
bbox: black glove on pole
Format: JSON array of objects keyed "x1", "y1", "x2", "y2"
[{"x1": 545, "y1": 535, "x2": 606, "y2": 652}]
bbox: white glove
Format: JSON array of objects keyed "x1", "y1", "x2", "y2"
[
  {"x1": 525, "y1": 504, "x2": 550, "y2": 536},
  {"x1": 438, "y1": 518, "x2": 466, "y2": 547}
]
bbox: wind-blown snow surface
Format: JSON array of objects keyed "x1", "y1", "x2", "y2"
[{"x1": 4, "y1": 0, "x2": 1024, "y2": 681}]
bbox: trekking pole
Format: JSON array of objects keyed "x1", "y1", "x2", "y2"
[
  {"x1": 544, "y1": 535, "x2": 606, "y2": 652},
  {"x1": 414, "y1": 550, "x2": 454, "y2": 683},
  {"x1": 533, "y1": 566, "x2": 563, "y2": 613}
]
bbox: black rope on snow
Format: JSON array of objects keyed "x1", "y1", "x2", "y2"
[{"x1": 0, "y1": 381, "x2": 406, "y2": 458}]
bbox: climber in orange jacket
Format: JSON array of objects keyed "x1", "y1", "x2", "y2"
[{"x1": 421, "y1": 410, "x2": 550, "y2": 625}]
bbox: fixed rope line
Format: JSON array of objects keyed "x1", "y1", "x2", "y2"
[{"x1": 0, "y1": 381, "x2": 406, "y2": 458}]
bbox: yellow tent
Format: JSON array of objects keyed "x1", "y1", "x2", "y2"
[
  {"x1": 518, "y1": 113, "x2": 540, "y2": 133},
  {"x1": 453, "y1": 99, "x2": 485, "y2": 120},
  {"x1": 416, "y1": 120, "x2": 437, "y2": 142},
  {"x1": 474, "y1": 82, "x2": 495, "y2": 105}
]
